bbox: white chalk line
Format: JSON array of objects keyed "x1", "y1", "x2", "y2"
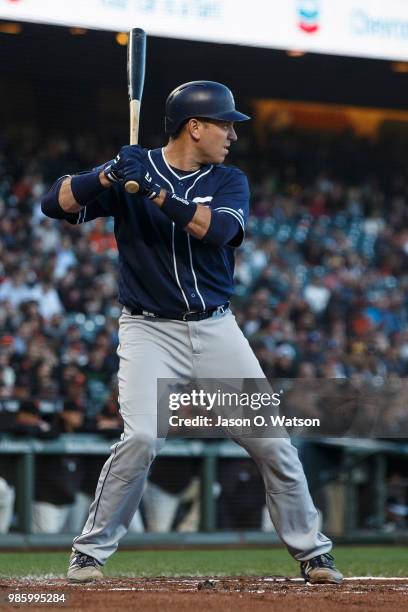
[
  {"x1": 263, "y1": 576, "x2": 407, "y2": 582},
  {"x1": 7, "y1": 575, "x2": 408, "y2": 588},
  {"x1": 97, "y1": 577, "x2": 408, "y2": 592}
]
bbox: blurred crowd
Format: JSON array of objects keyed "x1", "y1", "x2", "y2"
[
  {"x1": 0, "y1": 126, "x2": 407, "y2": 534},
  {"x1": 0, "y1": 134, "x2": 120, "y2": 410},
  {"x1": 232, "y1": 127, "x2": 408, "y2": 384},
  {"x1": 0, "y1": 129, "x2": 407, "y2": 408}
]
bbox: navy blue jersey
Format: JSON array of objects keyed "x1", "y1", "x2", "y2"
[{"x1": 62, "y1": 148, "x2": 249, "y2": 316}]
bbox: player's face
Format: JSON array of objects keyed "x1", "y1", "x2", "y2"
[{"x1": 196, "y1": 119, "x2": 237, "y2": 164}]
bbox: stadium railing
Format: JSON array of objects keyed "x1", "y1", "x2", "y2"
[{"x1": 0, "y1": 435, "x2": 407, "y2": 548}]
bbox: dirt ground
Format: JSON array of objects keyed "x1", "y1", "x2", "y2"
[{"x1": 1, "y1": 577, "x2": 407, "y2": 611}]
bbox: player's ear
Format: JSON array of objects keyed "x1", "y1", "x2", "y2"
[{"x1": 187, "y1": 118, "x2": 202, "y2": 142}]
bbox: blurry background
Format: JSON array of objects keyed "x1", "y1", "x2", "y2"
[{"x1": 0, "y1": 1, "x2": 407, "y2": 546}]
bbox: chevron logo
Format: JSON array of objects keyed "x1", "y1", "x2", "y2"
[{"x1": 297, "y1": 1, "x2": 320, "y2": 34}]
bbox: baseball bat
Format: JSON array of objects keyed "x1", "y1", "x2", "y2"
[{"x1": 125, "y1": 28, "x2": 147, "y2": 194}]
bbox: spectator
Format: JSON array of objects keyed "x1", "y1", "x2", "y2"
[
  {"x1": 217, "y1": 460, "x2": 265, "y2": 529},
  {"x1": 30, "y1": 276, "x2": 64, "y2": 321},
  {"x1": 142, "y1": 458, "x2": 200, "y2": 532},
  {"x1": 0, "y1": 269, "x2": 33, "y2": 308},
  {"x1": 12, "y1": 400, "x2": 56, "y2": 438},
  {"x1": 33, "y1": 400, "x2": 85, "y2": 534}
]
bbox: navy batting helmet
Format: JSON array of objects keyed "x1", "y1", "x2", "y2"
[{"x1": 165, "y1": 81, "x2": 250, "y2": 134}]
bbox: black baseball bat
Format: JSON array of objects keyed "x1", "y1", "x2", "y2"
[{"x1": 125, "y1": 28, "x2": 146, "y2": 194}]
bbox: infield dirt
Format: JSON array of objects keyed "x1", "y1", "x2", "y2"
[{"x1": 1, "y1": 577, "x2": 407, "y2": 611}]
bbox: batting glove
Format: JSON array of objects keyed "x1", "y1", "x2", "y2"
[
  {"x1": 103, "y1": 145, "x2": 147, "y2": 184},
  {"x1": 138, "y1": 167, "x2": 162, "y2": 200},
  {"x1": 122, "y1": 161, "x2": 163, "y2": 199}
]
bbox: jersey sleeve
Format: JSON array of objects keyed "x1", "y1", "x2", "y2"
[
  {"x1": 211, "y1": 167, "x2": 250, "y2": 247},
  {"x1": 67, "y1": 187, "x2": 119, "y2": 225}
]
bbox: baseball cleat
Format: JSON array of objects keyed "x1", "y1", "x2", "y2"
[
  {"x1": 67, "y1": 548, "x2": 103, "y2": 583},
  {"x1": 300, "y1": 553, "x2": 343, "y2": 584}
]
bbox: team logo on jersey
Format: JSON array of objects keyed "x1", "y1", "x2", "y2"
[
  {"x1": 192, "y1": 196, "x2": 213, "y2": 205},
  {"x1": 297, "y1": 1, "x2": 320, "y2": 34}
]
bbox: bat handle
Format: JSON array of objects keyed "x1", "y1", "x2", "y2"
[
  {"x1": 125, "y1": 180, "x2": 140, "y2": 194},
  {"x1": 125, "y1": 99, "x2": 142, "y2": 194}
]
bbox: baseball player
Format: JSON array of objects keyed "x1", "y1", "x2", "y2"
[{"x1": 41, "y1": 81, "x2": 343, "y2": 584}]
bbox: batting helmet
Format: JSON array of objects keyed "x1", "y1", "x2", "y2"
[{"x1": 165, "y1": 81, "x2": 250, "y2": 134}]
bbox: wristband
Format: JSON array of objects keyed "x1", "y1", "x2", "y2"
[
  {"x1": 161, "y1": 192, "x2": 197, "y2": 228},
  {"x1": 71, "y1": 170, "x2": 106, "y2": 207}
]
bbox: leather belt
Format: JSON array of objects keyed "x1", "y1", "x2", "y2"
[{"x1": 123, "y1": 302, "x2": 230, "y2": 322}]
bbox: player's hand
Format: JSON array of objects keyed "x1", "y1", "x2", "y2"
[
  {"x1": 137, "y1": 166, "x2": 163, "y2": 200},
  {"x1": 118, "y1": 159, "x2": 162, "y2": 200},
  {"x1": 103, "y1": 145, "x2": 147, "y2": 184}
]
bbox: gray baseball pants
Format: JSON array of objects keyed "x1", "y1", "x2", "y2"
[{"x1": 73, "y1": 309, "x2": 332, "y2": 564}]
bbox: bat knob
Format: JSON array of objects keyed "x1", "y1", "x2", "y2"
[{"x1": 125, "y1": 180, "x2": 140, "y2": 194}]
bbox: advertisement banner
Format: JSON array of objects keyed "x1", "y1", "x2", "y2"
[{"x1": 0, "y1": 0, "x2": 408, "y2": 61}]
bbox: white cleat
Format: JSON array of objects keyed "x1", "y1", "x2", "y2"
[
  {"x1": 300, "y1": 553, "x2": 343, "y2": 584},
  {"x1": 67, "y1": 548, "x2": 104, "y2": 583}
]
